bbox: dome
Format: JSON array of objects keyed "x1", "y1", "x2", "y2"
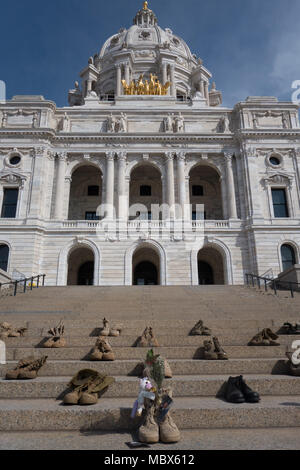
[{"x1": 99, "y1": 2, "x2": 197, "y2": 68}]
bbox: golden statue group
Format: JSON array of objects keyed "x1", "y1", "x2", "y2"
[{"x1": 122, "y1": 74, "x2": 171, "y2": 96}]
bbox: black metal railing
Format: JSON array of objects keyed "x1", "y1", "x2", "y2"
[
  {"x1": 245, "y1": 273, "x2": 300, "y2": 298},
  {"x1": 0, "y1": 274, "x2": 46, "y2": 297}
]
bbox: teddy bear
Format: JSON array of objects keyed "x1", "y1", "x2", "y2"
[{"x1": 131, "y1": 377, "x2": 156, "y2": 418}]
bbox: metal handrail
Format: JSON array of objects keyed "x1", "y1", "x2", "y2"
[
  {"x1": 0, "y1": 274, "x2": 46, "y2": 297},
  {"x1": 245, "y1": 273, "x2": 300, "y2": 298}
]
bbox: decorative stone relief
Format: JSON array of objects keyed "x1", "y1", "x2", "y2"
[
  {"x1": 106, "y1": 113, "x2": 128, "y2": 133},
  {"x1": 163, "y1": 113, "x2": 185, "y2": 133}
]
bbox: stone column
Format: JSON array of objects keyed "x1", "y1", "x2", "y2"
[
  {"x1": 165, "y1": 152, "x2": 175, "y2": 218},
  {"x1": 220, "y1": 176, "x2": 228, "y2": 220},
  {"x1": 177, "y1": 152, "x2": 186, "y2": 218},
  {"x1": 64, "y1": 176, "x2": 72, "y2": 220},
  {"x1": 54, "y1": 152, "x2": 67, "y2": 220},
  {"x1": 125, "y1": 63, "x2": 130, "y2": 84},
  {"x1": 204, "y1": 82, "x2": 209, "y2": 104},
  {"x1": 116, "y1": 65, "x2": 122, "y2": 97},
  {"x1": 200, "y1": 79, "x2": 205, "y2": 97},
  {"x1": 117, "y1": 151, "x2": 127, "y2": 220},
  {"x1": 224, "y1": 153, "x2": 237, "y2": 219},
  {"x1": 162, "y1": 63, "x2": 168, "y2": 84},
  {"x1": 28, "y1": 147, "x2": 46, "y2": 218},
  {"x1": 170, "y1": 65, "x2": 176, "y2": 98},
  {"x1": 105, "y1": 152, "x2": 115, "y2": 219}
]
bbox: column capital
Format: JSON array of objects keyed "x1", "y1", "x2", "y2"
[
  {"x1": 106, "y1": 151, "x2": 115, "y2": 161},
  {"x1": 177, "y1": 151, "x2": 186, "y2": 162},
  {"x1": 117, "y1": 151, "x2": 127, "y2": 162},
  {"x1": 165, "y1": 151, "x2": 175, "y2": 162},
  {"x1": 224, "y1": 152, "x2": 233, "y2": 163},
  {"x1": 32, "y1": 146, "x2": 46, "y2": 158},
  {"x1": 56, "y1": 151, "x2": 68, "y2": 162}
]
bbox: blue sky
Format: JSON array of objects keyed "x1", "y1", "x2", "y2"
[{"x1": 1, "y1": 0, "x2": 299, "y2": 107}]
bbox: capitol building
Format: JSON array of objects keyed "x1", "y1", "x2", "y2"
[{"x1": 0, "y1": 1, "x2": 300, "y2": 287}]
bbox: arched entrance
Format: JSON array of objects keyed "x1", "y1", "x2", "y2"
[
  {"x1": 197, "y1": 246, "x2": 225, "y2": 285},
  {"x1": 67, "y1": 246, "x2": 95, "y2": 285},
  {"x1": 129, "y1": 164, "x2": 162, "y2": 220},
  {"x1": 68, "y1": 165, "x2": 102, "y2": 220},
  {"x1": 281, "y1": 244, "x2": 296, "y2": 272},
  {"x1": 132, "y1": 246, "x2": 160, "y2": 285},
  {"x1": 189, "y1": 165, "x2": 223, "y2": 220}
]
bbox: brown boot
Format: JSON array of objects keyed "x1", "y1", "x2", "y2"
[
  {"x1": 95, "y1": 337, "x2": 115, "y2": 361},
  {"x1": 101, "y1": 318, "x2": 110, "y2": 336},
  {"x1": 248, "y1": 331, "x2": 270, "y2": 346},
  {"x1": 149, "y1": 328, "x2": 159, "y2": 347},
  {"x1": 5, "y1": 357, "x2": 35, "y2": 380},
  {"x1": 110, "y1": 323, "x2": 123, "y2": 337},
  {"x1": 164, "y1": 360, "x2": 173, "y2": 378},
  {"x1": 264, "y1": 328, "x2": 280, "y2": 346},
  {"x1": 190, "y1": 320, "x2": 211, "y2": 336},
  {"x1": 203, "y1": 340, "x2": 218, "y2": 360},
  {"x1": 138, "y1": 401, "x2": 159, "y2": 444},
  {"x1": 18, "y1": 356, "x2": 48, "y2": 380},
  {"x1": 159, "y1": 412, "x2": 181, "y2": 443},
  {"x1": 213, "y1": 337, "x2": 228, "y2": 360},
  {"x1": 43, "y1": 322, "x2": 66, "y2": 348},
  {"x1": 136, "y1": 327, "x2": 150, "y2": 347},
  {"x1": 63, "y1": 369, "x2": 115, "y2": 406}
]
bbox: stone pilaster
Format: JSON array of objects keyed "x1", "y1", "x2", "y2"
[
  {"x1": 177, "y1": 152, "x2": 186, "y2": 218},
  {"x1": 105, "y1": 151, "x2": 115, "y2": 219},
  {"x1": 224, "y1": 153, "x2": 238, "y2": 219},
  {"x1": 117, "y1": 151, "x2": 127, "y2": 220},
  {"x1": 54, "y1": 152, "x2": 67, "y2": 220},
  {"x1": 165, "y1": 152, "x2": 175, "y2": 218}
]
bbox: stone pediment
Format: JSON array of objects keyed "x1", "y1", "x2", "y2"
[{"x1": 0, "y1": 171, "x2": 27, "y2": 188}]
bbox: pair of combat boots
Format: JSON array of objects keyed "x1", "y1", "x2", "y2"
[
  {"x1": 6, "y1": 356, "x2": 47, "y2": 380},
  {"x1": 281, "y1": 323, "x2": 300, "y2": 335},
  {"x1": 63, "y1": 369, "x2": 115, "y2": 406},
  {"x1": 0, "y1": 322, "x2": 27, "y2": 339},
  {"x1": 89, "y1": 337, "x2": 115, "y2": 361},
  {"x1": 203, "y1": 337, "x2": 228, "y2": 360},
  {"x1": 136, "y1": 327, "x2": 159, "y2": 348},
  {"x1": 223, "y1": 376, "x2": 260, "y2": 404},
  {"x1": 43, "y1": 321, "x2": 66, "y2": 348},
  {"x1": 100, "y1": 318, "x2": 122, "y2": 337},
  {"x1": 139, "y1": 399, "x2": 180, "y2": 444},
  {"x1": 190, "y1": 320, "x2": 211, "y2": 336},
  {"x1": 248, "y1": 329, "x2": 280, "y2": 346}
]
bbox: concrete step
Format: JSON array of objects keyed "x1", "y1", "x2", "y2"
[
  {"x1": 0, "y1": 374, "x2": 298, "y2": 399},
  {"x1": 3, "y1": 334, "x2": 298, "y2": 347},
  {"x1": 2, "y1": 427, "x2": 300, "y2": 450},
  {"x1": 0, "y1": 358, "x2": 289, "y2": 377},
  {"x1": 1, "y1": 396, "x2": 300, "y2": 431},
  {"x1": 6, "y1": 345, "x2": 289, "y2": 361}
]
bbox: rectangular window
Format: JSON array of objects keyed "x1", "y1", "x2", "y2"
[
  {"x1": 192, "y1": 211, "x2": 206, "y2": 221},
  {"x1": 192, "y1": 185, "x2": 204, "y2": 196},
  {"x1": 1, "y1": 188, "x2": 19, "y2": 218},
  {"x1": 85, "y1": 212, "x2": 99, "y2": 220},
  {"x1": 272, "y1": 188, "x2": 289, "y2": 218}
]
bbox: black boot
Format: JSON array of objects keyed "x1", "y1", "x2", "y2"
[
  {"x1": 238, "y1": 376, "x2": 260, "y2": 403},
  {"x1": 225, "y1": 376, "x2": 245, "y2": 403}
]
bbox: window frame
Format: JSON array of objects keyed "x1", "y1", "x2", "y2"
[
  {"x1": 271, "y1": 187, "x2": 289, "y2": 219},
  {"x1": 1, "y1": 187, "x2": 19, "y2": 219}
]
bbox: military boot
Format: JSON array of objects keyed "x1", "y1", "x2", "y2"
[
  {"x1": 203, "y1": 340, "x2": 218, "y2": 360},
  {"x1": 159, "y1": 412, "x2": 180, "y2": 443},
  {"x1": 18, "y1": 356, "x2": 48, "y2": 380},
  {"x1": 213, "y1": 337, "x2": 228, "y2": 360},
  {"x1": 238, "y1": 376, "x2": 260, "y2": 403},
  {"x1": 248, "y1": 331, "x2": 270, "y2": 346},
  {"x1": 5, "y1": 357, "x2": 35, "y2": 380},
  {"x1": 89, "y1": 338, "x2": 104, "y2": 361},
  {"x1": 190, "y1": 320, "x2": 211, "y2": 336},
  {"x1": 164, "y1": 359, "x2": 173, "y2": 378},
  {"x1": 101, "y1": 318, "x2": 110, "y2": 337},
  {"x1": 138, "y1": 400, "x2": 159, "y2": 444},
  {"x1": 149, "y1": 327, "x2": 159, "y2": 347},
  {"x1": 264, "y1": 328, "x2": 280, "y2": 346},
  {"x1": 225, "y1": 376, "x2": 245, "y2": 403},
  {"x1": 136, "y1": 327, "x2": 150, "y2": 347}
]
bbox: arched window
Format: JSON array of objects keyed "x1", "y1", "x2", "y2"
[
  {"x1": 0, "y1": 245, "x2": 9, "y2": 272},
  {"x1": 281, "y1": 244, "x2": 296, "y2": 272}
]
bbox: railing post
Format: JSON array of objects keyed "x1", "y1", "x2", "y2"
[
  {"x1": 37, "y1": 276, "x2": 40, "y2": 288},
  {"x1": 31, "y1": 277, "x2": 33, "y2": 291},
  {"x1": 264, "y1": 279, "x2": 267, "y2": 292},
  {"x1": 273, "y1": 280, "x2": 277, "y2": 296},
  {"x1": 23, "y1": 279, "x2": 26, "y2": 293},
  {"x1": 251, "y1": 275, "x2": 255, "y2": 287},
  {"x1": 290, "y1": 282, "x2": 294, "y2": 298},
  {"x1": 42, "y1": 275, "x2": 45, "y2": 286},
  {"x1": 14, "y1": 281, "x2": 18, "y2": 296},
  {"x1": 257, "y1": 277, "x2": 261, "y2": 289}
]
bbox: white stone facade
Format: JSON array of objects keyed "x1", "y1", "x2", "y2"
[{"x1": 0, "y1": 3, "x2": 300, "y2": 286}]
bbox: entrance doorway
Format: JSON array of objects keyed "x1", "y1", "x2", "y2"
[
  {"x1": 67, "y1": 246, "x2": 95, "y2": 285},
  {"x1": 134, "y1": 261, "x2": 158, "y2": 285},
  {"x1": 197, "y1": 246, "x2": 225, "y2": 285},
  {"x1": 198, "y1": 261, "x2": 214, "y2": 285},
  {"x1": 78, "y1": 261, "x2": 94, "y2": 285}
]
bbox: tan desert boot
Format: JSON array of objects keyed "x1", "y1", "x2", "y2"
[
  {"x1": 149, "y1": 327, "x2": 159, "y2": 347},
  {"x1": 101, "y1": 318, "x2": 110, "y2": 336},
  {"x1": 159, "y1": 412, "x2": 181, "y2": 443},
  {"x1": 18, "y1": 356, "x2": 48, "y2": 380},
  {"x1": 248, "y1": 331, "x2": 270, "y2": 346},
  {"x1": 5, "y1": 357, "x2": 35, "y2": 380},
  {"x1": 164, "y1": 360, "x2": 173, "y2": 378},
  {"x1": 203, "y1": 340, "x2": 218, "y2": 360},
  {"x1": 98, "y1": 337, "x2": 115, "y2": 361},
  {"x1": 264, "y1": 328, "x2": 280, "y2": 346},
  {"x1": 138, "y1": 401, "x2": 159, "y2": 444},
  {"x1": 213, "y1": 337, "x2": 228, "y2": 360},
  {"x1": 136, "y1": 327, "x2": 150, "y2": 347}
]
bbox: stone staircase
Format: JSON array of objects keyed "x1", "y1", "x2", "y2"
[{"x1": 1, "y1": 285, "x2": 300, "y2": 434}]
